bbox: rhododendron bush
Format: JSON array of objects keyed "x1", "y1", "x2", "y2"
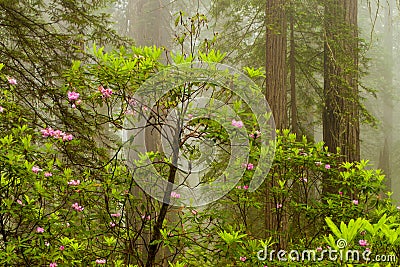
[{"x1": 0, "y1": 43, "x2": 398, "y2": 267}]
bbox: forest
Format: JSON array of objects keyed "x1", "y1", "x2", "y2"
[{"x1": 0, "y1": 0, "x2": 400, "y2": 266}]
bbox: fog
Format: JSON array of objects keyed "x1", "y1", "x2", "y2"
[{"x1": 112, "y1": 0, "x2": 400, "y2": 202}]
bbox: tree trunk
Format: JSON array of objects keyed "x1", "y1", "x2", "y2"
[
  {"x1": 323, "y1": 0, "x2": 359, "y2": 194},
  {"x1": 378, "y1": 0, "x2": 394, "y2": 193},
  {"x1": 289, "y1": 7, "x2": 299, "y2": 136},
  {"x1": 322, "y1": 0, "x2": 359, "y2": 161},
  {"x1": 265, "y1": 0, "x2": 288, "y2": 249},
  {"x1": 265, "y1": 0, "x2": 288, "y2": 130}
]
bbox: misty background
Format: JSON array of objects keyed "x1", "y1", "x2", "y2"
[{"x1": 111, "y1": 0, "x2": 400, "y2": 203}]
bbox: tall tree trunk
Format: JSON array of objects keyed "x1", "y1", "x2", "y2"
[
  {"x1": 323, "y1": 0, "x2": 359, "y2": 162},
  {"x1": 378, "y1": 0, "x2": 394, "y2": 193},
  {"x1": 323, "y1": 0, "x2": 359, "y2": 195},
  {"x1": 289, "y1": 7, "x2": 299, "y2": 136},
  {"x1": 265, "y1": 0, "x2": 288, "y2": 130},
  {"x1": 265, "y1": 0, "x2": 288, "y2": 249}
]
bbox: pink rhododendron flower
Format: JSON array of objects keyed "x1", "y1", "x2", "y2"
[
  {"x1": 36, "y1": 227, "x2": 44, "y2": 233},
  {"x1": 62, "y1": 134, "x2": 74, "y2": 141},
  {"x1": 359, "y1": 239, "x2": 368, "y2": 247},
  {"x1": 8, "y1": 77, "x2": 17, "y2": 85},
  {"x1": 231, "y1": 119, "x2": 244, "y2": 128},
  {"x1": 95, "y1": 259, "x2": 106, "y2": 264},
  {"x1": 67, "y1": 91, "x2": 80, "y2": 101},
  {"x1": 71, "y1": 202, "x2": 84, "y2": 212},
  {"x1": 44, "y1": 172, "x2": 52, "y2": 177},
  {"x1": 49, "y1": 263, "x2": 57, "y2": 267},
  {"x1": 249, "y1": 130, "x2": 261, "y2": 139},
  {"x1": 67, "y1": 180, "x2": 80, "y2": 186},
  {"x1": 99, "y1": 86, "x2": 113, "y2": 99},
  {"x1": 111, "y1": 213, "x2": 121, "y2": 217},
  {"x1": 325, "y1": 164, "x2": 331, "y2": 169},
  {"x1": 353, "y1": 199, "x2": 359, "y2": 205},
  {"x1": 41, "y1": 127, "x2": 53, "y2": 137},
  {"x1": 52, "y1": 130, "x2": 63, "y2": 139},
  {"x1": 239, "y1": 256, "x2": 247, "y2": 262},
  {"x1": 41, "y1": 128, "x2": 73, "y2": 142},
  {"x1": 171, "y1": 191, "x2": 181, "y2": 198},
  {"x1": 242, "y1": 163, "x2": 254, "y2": 170},
  {"x1": 32, "y1": 166, "x2": 42, "y2": 173}
]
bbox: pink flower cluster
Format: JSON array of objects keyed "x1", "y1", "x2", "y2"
[
  {"x1": 32, "y1": 166, "x2": 43, "y2": 173},
  {"x1": 95, "y1": 259, "x2": 106, "y2": 264},
  {"x1": 67, "y1": 179, "x2": 80, "y2": 186},
  {"x1": 325, "y1": 164, "x2": 331, "y2": 169},
  {"x1": 99, "y1": 86, "x2": 113, "y2": 99},
  {"x1": 242, "y1": 163, "x2": 254, "y2": 170},
  {"x1": 67, "y1": 91, "x2": 80, "y2": 101},
  {"x1": 237, "y1": 185, "x2": 249, "y2": 190},
  {"x1": 249, "y1": 130, "x2": 261, "y2": 139},
  {"x1": 67, "y1": 91, "x2": 81, "y2": 108},
  {"x1": 41, "y1": 127, "x2": 74, "y2": 141},
  {"x1": 72, "y1": 202, "x2": 84, "y2": 212},
  {"x1": 8, "y1": 77, "x2": 17, "y2": 85},
  {"x1": 171, "y1": 191, "x2": 181, "y2": 198},
  {"x1": 231, "y1": 119, "x2": 244, "y2": 128}
]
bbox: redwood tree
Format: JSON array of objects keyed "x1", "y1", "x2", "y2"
[
  {"x1": 323, "y1": 0, "x2": 360, "y2": 163},
  {"x1": 265, "y1": 0, "x2": 288, "y2": 247},
  {"x1": 323, "y1": 0, "x2": 360, "y2": 195}
]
